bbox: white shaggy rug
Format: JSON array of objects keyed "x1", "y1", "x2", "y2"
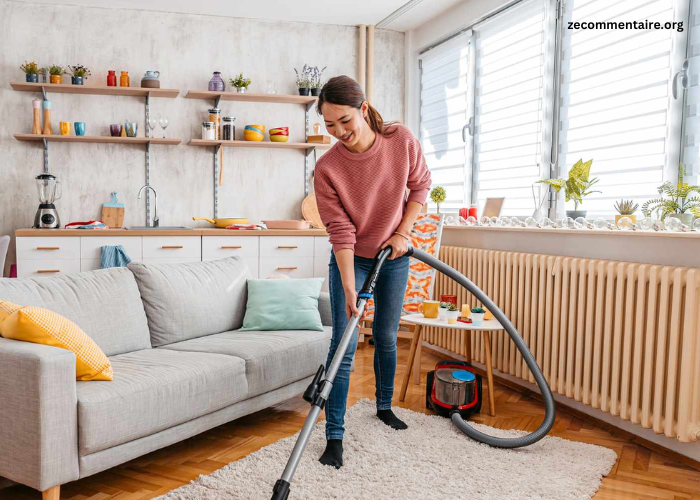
[{"x1": 157, "y1": 399, "x2": 617, "y2": 500}]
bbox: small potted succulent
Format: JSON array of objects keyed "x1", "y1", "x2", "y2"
[
  {"x1": 20, "y1": 61, "x2": 39, "y2": 83},
  {"x1": 642, "y1": 165, "x2": 700, "y2": 226},
  {"x1": 471, "y1": 307, "x2": 486, "y2": 326},
  {"x1": 438, "y1": 301, "x2": 450, "y2": 321},
  {"x1": 446, "y1": 303, "x2": 460, "y2": 325},
  {"x1": 310, "y1": 65, "x2": 326, "y2": 96},
  {"x1": 295, "y1": 64, "x2": 313, "y2": 96},
  {"x1": 614, "y1": 199, "x2": 638, "y2": 227},
  {"x1": 68, "y1": 64, "x2": 91, "y2": 85},
  {"x1": 230, "y1": 73, "x2": 251, "y2": 93},
  {"x1": 48, "y1": 65, "x2": 65, "y2": 84},
  {"x1": 430, "y1": 186, "x2": 447, "y2": 213}
]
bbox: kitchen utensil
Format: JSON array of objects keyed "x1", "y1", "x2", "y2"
[
  {"x1": 261, "y1": 220, "x2": 311, "y2": 230},
  {"x1": 192, "y1": 216, "x2": 250, "y2": 228},
  {"x1": 301, "y1": 193, "x2": 324, "y2": 229},
  {"x1": 102, "y1": 192, "x2": 125, "y2": 228},
  {"x1": 74, "y1": 122, "x2": 86, "y2": 136},
  {"x1": 32, "y1": 99, "x2": 42, "y2": 134},
  {"x1": 34, "y1": 173, "x2": 61, "y2": 229},
  {"x1": 41, "y1": 100, "x2": 52, "y2": 135}
]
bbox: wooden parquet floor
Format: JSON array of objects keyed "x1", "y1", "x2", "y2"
[{"x1": 2, "y1": 340, "x2": 700, "y2": 499}]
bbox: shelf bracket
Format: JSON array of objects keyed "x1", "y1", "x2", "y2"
[
  {"x1": 214, "y1": 95, "x2": 222, "y2": 109},
  {"x1": 304, "y1": 147, "x2": 316, "y2": 196},
  {"x1": 42, "y1": 138, "x2": 49, "y2": 174},
  {"x1": 214, "y1": 144, "x2": 221, "y2": 219},
  {"x1": 145, "y1": 92, "x2": 151, "y2": 138},
  {"x1": 41, "y1": 86, "x2": 48, "y2": 101}
]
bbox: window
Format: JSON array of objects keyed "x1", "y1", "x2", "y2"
[{"x1": 417, "y1": 0, "x2": 691, "y2": 218}]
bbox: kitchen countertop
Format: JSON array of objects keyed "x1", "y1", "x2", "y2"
[{"x1": 15, "y1": 228, "x2": 329, "y2": 237}]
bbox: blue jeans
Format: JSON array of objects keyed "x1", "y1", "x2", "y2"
[{"x1": 324, "y1": 251, "x2": 410, "y2": 440}]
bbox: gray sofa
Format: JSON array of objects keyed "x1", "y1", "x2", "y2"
[{"x1": 0, "y1": 257, "x2": 332, "y2": 497}]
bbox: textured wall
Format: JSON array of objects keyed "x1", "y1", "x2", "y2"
[{"x1": 0, "y1": 0, "x2": 404, "y2": 274}]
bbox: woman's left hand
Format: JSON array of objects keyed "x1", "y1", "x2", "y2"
[{"x1": 380, "y1": 233, "x2": 409, "y2": 260}]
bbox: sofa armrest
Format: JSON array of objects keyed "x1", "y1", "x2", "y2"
[
  {"x1": 0, "y1": 338, "x2": 79, "y2": 491},
  {"x1": 318, "y1": 292, "x2": 332, "y2": 327}
]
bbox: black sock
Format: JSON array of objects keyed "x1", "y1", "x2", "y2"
[
  {"x1": 377, "y1": 409, "x2": 408, "y2": 430},
  {"x1": 319, "y1": 439, "x2": 343, "y2": 469}
]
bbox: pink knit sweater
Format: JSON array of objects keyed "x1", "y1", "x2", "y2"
[{"x1": 313, "y1": 124, "x2": 432, "y2": 259}]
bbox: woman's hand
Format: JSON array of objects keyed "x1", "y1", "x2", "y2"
[
  {"x1": 380, "y1": 232, "x2": 409, "y2": 260},
  {"x1": 344, "y1": 286, "x2": 360, "y2": 319}
]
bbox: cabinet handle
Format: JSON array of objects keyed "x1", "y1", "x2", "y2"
[
  {"x1": 37, "y1": 269, "x2": 60, "y2": 273},
  {"x1": 277, "y1": 266, "x2": 298, "y2": 270},
  {"x1": 221, "y1": 245, "x2": 243, "y2": 249},
  {"x1": 277, "y1": 245, "x2": 298, "y2": 249},
  {"x1": 161, "y1": 245, "x2": 183, "y2": 249},
  {"x1": 36, "y1": 246, "x2": 60, "y2": 250}
]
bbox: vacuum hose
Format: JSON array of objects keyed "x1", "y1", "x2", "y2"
[{"x1": 406, "y1": 246, "x2": 556, "y2": 448}]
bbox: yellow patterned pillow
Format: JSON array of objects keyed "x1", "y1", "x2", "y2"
[{"x1": 0, "y1": 301, "x2": 113, "y2": 381}]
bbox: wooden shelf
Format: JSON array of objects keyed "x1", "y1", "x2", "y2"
[
  {"x1": 10, "y1": 82, "x2": 179, "y2": 98},
  {"x1": 188, "y1": 139, "x2": 331, "y2": 150},
  {"x1": 185, "y1": 90, "x2": 318, "y2": 105},
  {"x1": 14, "y1": 134, "x2": 181, "y2": 145}
]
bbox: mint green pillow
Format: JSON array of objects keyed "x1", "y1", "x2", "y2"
[{"x1": 239, "y1": 278, "x2": 324, "y2": 332}]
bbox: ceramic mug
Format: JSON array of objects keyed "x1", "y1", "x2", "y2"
[
  {"x1": 419, "y1": 300, "x2": 440, "y2": 319},
  {"x1": 109, "y1": 124, "x2": 121, "y2": 137},
  {"x1": 74, "y1": 122, "x2": 86, "y2": 136},
  {"x1": 59, "y1": 121, "x2": 71, "y2": 136},
  {"x1": 125, "y1": 122, "x2": 138, "y2": 137}
]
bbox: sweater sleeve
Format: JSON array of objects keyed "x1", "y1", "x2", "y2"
[
  {"x1": 314, "y1": 172, "x2": 357, "y2": 253},
  {"x1": 406, "y1": 132, "x2": 432, "y2": 205}
]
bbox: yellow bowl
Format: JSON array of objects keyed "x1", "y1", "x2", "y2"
[
  {"x1": 244, "y1": 131, "x2": 264, "y2": 141},
  {"x1": 270, "y1": 135, "x2": 289, "y2": 143}
]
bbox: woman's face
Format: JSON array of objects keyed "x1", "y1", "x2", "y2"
[{"x1": 321, "y1": 102, "x2": 369, "y2": 148}]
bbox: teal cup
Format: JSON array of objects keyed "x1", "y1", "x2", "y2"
[
  {"x1": 74, "y1": 122, "x2": 86, "y2": 136},
  {"x1": 125, "y1": 122, "x2": 138, "y2": 137}
]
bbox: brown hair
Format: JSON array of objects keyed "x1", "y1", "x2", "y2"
[{"x1": 317, "y1": 75, "x2": 397, "y2": 136}]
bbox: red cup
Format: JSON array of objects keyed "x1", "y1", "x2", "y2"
[
  {"x1": 468, "y1": 205, "x2": 478, "y2": 219},
  {"x1": 440, "y1": 294, "x2": 457, "y2": 306}
]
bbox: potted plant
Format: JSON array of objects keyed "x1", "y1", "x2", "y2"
[
  {"x1": 471, "y1": 307, "x2": 486, "y2": 326},
  {"x1": 538, "y1": 159, "x2": 600, "y2": 218},
  {"x1": 642, "y1": 165, "x2": 700, "y2": 226},
  {"x1": 430, "y1": 186, "x2": 447, "y2": 213},
  {"x1": 48, "y1": 65, "x2": 65, "y2": 84},
  {"x1": 20, "y1": 61, "x2": 39, "y2": 83},
  {"x1": 438, "y1": 301, "x2": 449, "y2": 321},
  {"x1": 230, "y1": 73, "x2": 251, "y2": 93},
  {"x1": 446, "y1": 303, "x2": 460, "y2": 325},
  {"x1": 68, "y1": 64, "x2": 91, "y2": 85},
  {"x1": 310, "y1": 65, "x2": 326, "y2": 96},
  {"x1": 295, "y1": 64, "x2": 313, "y2": 96},
  {"x1": 614, "y1": 199, "x2": 639, "y2": 227}
]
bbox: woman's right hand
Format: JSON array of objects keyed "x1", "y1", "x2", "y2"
[{"x1": 344, "y1": 287, "x2": 360, "y2": 319}]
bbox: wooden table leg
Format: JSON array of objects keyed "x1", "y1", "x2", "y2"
[
  {"x1": 483, "y1": 331, "x2": 496, "y2": 417},
  {"x1": 464, "y1": 330, "x2": 472, "y2": 363},
  {"x1": 413, "y1": 326, "x2": 422, "y2": 385},
  {"x1": 400, "y1": 324, "x2": 422, "y2": 402}
]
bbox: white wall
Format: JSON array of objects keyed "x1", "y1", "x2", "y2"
[{"x1": 0, "y1": 0, "x2": 404, "y2": 275}]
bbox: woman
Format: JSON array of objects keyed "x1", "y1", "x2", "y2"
[{"x1": 314, "y1": 75, "x2": 432, "y2": 469}]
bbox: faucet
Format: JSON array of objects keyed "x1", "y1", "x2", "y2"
[{"x1": 137, "y1": 185, "x2": 159, "y2": 227}]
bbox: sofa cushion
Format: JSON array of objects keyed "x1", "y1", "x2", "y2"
[
  {"x1": 127, "y1": 257, "x2": 250, "y2": 347},
  {"x1": 158, "y1": 327, "x2": 332, "y2": 397},
  {"x1": 0, "y1": 268, "x2": 151, "y2": 356},
  {"x1": 77, "y1": 348, "x2": 247, "y2": 455}
]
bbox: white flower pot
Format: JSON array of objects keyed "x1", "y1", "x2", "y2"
[
  {"x1": 446, "y1": 310, "x2": 460, "y2": 324},
  {"x1": 471, "y1": 312, "x2": 485, "y2": 326},
  {"x1": 438, "y1": 307, "x2": 447, "y2": 321}
]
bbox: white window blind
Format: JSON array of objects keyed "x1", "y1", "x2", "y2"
[
  {"x1": 682, "y1": 0, "x2": 700, "y2": 185},
  {"x1": 472, "y1": 0, "x2": 548, "y2": 216},
  {"x1": 419, "y1": 33, "x2": 471, "y2": 213},
  {"x1": 558, "y1": 0, "x2": 676, "y2": 218}
]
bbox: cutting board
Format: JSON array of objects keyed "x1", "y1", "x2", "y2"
[
  {"x1": 102, "y1": 192, "x2": 125, "y2": 228},
  {"x1": 301, "y1": 193, "x2": 324, "y2": 229}
]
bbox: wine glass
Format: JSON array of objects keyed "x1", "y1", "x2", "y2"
[
  {"x1": 148, "y1": 117, "x2": 158, "y2": 137},
  {"x1": 158, "y1": 116, "x2": 169, "y2": 138}
]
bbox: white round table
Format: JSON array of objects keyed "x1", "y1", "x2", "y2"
[{"x1": 399, "y1": 313, "x2": 504, "y2": 417}]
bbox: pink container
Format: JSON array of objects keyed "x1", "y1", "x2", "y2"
[{"x1": 262, "y1": 220, "x2": 311, "y2": 230}]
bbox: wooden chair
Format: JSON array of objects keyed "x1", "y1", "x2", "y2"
[{"x1": 358, "y1": 213, "x2": 445, "y2": 385}]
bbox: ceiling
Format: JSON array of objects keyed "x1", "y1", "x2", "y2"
[{"x1": 13, "y1": 0, "x2": 464, "y2": 31}]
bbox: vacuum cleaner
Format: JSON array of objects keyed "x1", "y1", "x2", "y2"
[{"x1": 271, "y1": 245, "x2": 556, "y2": 500}]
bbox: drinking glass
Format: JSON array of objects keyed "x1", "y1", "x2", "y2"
[
  {"x1": 148, "y1": 118, "x2": 158, "y2": 137},
  {"x1": 158, "y1": 116, "x2": 169, "y2": 138}
]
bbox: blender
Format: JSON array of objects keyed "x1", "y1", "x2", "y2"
[{"x1": 34, "y1": 173, "x2": 62, "y2": 229}]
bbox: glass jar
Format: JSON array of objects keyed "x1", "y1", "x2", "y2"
[
  {"x1": 201, "y1": 122, "x2": 216, "y2": 141},
  {"x1": 222, "y1": 116, "x2": 236, "y2": 141},
  {"x1": 119, "y1": 71, "x2": 129, "y2": 87},
  {"x1": 208, "y1": 108, "x2": 221, "y2": 140}
]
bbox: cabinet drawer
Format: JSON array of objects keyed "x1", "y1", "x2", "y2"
[
  {"x1": 203, "y1": 256, "x2": 259, "y2": 278},
  {"x1": 17, "y1": 259, "x2": 81, "y2": 277},
  {"x1": 81, "y1": 237, "x2": 142, "y2": 260},
  {"x1": 141, "y1": 257, "x2": 202, "y2": 266},
  {"x1": 260, "y1": 236, "x2": 314, "y2": 258},
  {"x1": 16, "y1": 237, "x2": 80, "y2": 260},
  {"x1": 314, "y1": 236, "x2": 332, "y2": 260},
  {"x1": 81, "y1": 258, "x2": 142, "y2": 272},
  {"x1": 259, "y1": 257, "x2": 313, "y2": 279},
  {"x1": 142, "y1": 236, "x2": 201, "y2": 259},
  {"x1": 202, "y1": 236, "x2": 259, "y2": 259}
]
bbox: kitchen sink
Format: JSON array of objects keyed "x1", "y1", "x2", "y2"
[{"x1": 125, "y1": 226, "x2": 193, "y2": 230}]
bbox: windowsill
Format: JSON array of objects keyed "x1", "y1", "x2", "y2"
[{"x1": 443, "y1": 224, "x2": 700, "y2": 239}]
